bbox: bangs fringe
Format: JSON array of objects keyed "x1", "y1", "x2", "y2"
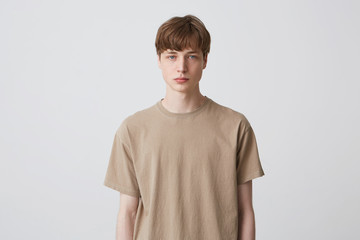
[{"x1": 155, "y1": 15, "x2": 210, "y2": 56}]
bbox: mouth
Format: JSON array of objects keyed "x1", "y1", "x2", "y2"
[{"x1": 174, "y1": 77, "x2": 189, "y2": 83}]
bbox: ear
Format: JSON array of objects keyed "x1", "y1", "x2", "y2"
[
  {"x1": 157, "y1": 54, "x2": 161, "y2": 69},
  {"x1": 202, "y1": 54, "x2": 208, "y2": 69}
]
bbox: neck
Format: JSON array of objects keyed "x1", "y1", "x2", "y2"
[{"x1": 161, "y1": 92, "x2": 206, "y2": 114}]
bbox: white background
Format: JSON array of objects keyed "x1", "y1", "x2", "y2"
[{"x1": 1, "y1": 0, "x2": 359, "y2": 239}]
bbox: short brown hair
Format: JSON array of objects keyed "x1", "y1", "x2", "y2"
[{"x1": 155, "y1": 15, "x2": 211, "y2": 58}]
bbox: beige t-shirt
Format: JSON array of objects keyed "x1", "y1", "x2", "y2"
[{"x1": 104, "y1": 96, "x2": 265, "y2": 240}]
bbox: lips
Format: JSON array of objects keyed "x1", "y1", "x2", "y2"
[{"x1": 174, "y1": 77, "x2": 189, "y2": 83}]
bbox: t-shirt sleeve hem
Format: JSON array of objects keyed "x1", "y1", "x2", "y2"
[
  {"x1": 237, "y1": 169, "x2": 265, "y2": 185},
  {"x1": 104, "y1": 180, "x2": 140, "y2": 198}
]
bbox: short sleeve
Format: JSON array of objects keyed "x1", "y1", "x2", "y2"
[
  {"x1": 104, "y1": 123, "x2": 141, "y2": 198},
  {"x1": 236, "y1": 125, "x2": 265, "y2": 185}
]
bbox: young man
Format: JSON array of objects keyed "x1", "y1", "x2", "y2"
[{"x1": 104, "y1": 15, "x2": 265, "y2": 240}]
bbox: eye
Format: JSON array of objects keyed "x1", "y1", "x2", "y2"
[
  {"x1": 189, "y1": 55, "x2": 196, "y2": 59},
  {"x1": 168, "y1": 55, "x2": 175, "y2": 60}
]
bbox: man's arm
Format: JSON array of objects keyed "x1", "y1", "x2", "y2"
[
  {"x1": 116, "y1": 193, "x2": 139, "y2": 240},
  {"x1": 238, "y1": 180, "x2": 255, "y2": 240}
]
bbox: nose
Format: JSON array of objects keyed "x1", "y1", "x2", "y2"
[{"x1": 177, "y1": 56, "x2": 187, "y2": 73}]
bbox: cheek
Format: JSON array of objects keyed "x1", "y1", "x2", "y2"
[
  {"x1": 193, "y1": 65, "x2": 203, "y2": 74},
  {"x1": 162, "y1": 69, "x2": 172, "y2": 79}
]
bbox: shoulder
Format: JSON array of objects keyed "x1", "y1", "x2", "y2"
[
  {"x1": 115, "y1": 103, "x2": 157, "y2": 136},
  {"x1": 209, "y1": 98, "x2": 252, "y2": 131}
]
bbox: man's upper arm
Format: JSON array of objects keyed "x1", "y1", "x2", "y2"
[
  {"x1": 237, "y1": 180, "x2": 253, "y2": 212},
  {"x1": 119, "y1": 193, "x2": 139, "y2": 215}
]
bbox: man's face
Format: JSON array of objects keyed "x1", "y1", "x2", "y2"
[{"x1": 157, "y1": 47, "x2": 207, "y2": 94}]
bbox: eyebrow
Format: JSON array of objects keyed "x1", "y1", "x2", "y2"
[
  {"x1": 165, "y1": 51, "x2": 178, "y2": 54},
  {"x1": 165, "y1": 50, "x2": 200, "y2": 54}
]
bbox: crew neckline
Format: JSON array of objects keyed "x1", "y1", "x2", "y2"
[{"x1": 156, "y1": 96, "x2": 212, "y2": 118}]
